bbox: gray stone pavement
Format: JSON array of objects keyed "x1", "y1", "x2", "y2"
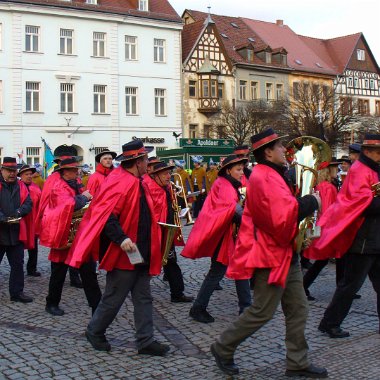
[{"x1": 0, "y1": 224, "x2": 379, "y2": 379}]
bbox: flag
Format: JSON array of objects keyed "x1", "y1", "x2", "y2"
[{"x1": 41, "y1": 137, "x2": 55, "y2": 179}]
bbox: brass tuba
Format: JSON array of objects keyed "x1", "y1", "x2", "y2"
[
  {"x1": 286, "y1": 136, "x2": 332, "y2": 252},
  {"x1": 158, "y1": 222, "x2": 181, "y2": 266}
]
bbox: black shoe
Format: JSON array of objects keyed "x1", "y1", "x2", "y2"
[
  {"x1": 318, "y1": 324, "x2": 349, "y2": 338},
  {"x1": 285, "y1": 364, "x2": 328, "y2": 378},
  {"x1": 171, "y1": 294, "x2": 194, "y2": 303},
  {"x1": 138, "y1": 340, "x2": 170, "y2": 356},
  {"x1": 301, "y1": 261, "x2": 312, "y2": 270},
  {"x1": 27, "y1": 271, "x2": 41, "y2": 277},
  {"x1": 214, "y1": 283, "x2": 223, "y2": 290},
  {"x1": 85, "y1": 330, "x2": 111, "y2": 352},
  {"x1": 353, "y1": 294, "x2": 361, "y2": 299},
  {"x1": 45, "y1": 305, "x2": 65, "y2": 316},
  {"x1": 70, "y1": 280, "x2": 83, "y2": 288},
  {"x1": 307, "y1": 295, "x2": 316, "y2": 301},
  {"x1": 189, "y1": 307, "x2": 215, "y2": 323},
  {"x1": 210, "y1": 343, "x2": 239, "y2": 376},
  {"x1": 10, "y1": 292, "x2": 33, "y2": 303}
]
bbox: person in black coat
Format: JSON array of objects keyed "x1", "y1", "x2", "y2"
[{"x1": 0, "y1": 157, "x2": 33, "y2": 303}]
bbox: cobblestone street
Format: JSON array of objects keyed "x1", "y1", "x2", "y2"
[{"x1": 0, "y1": 225, "x2": 379, "y2": 379}]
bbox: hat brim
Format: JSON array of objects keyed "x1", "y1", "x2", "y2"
[
  {"x1": 361, "y1": 143, "x2": 380, "y2": 148},
  {"x1": 218, "y1": 157, "x2": 248, "y2": 176},
  {"x1": 18, "y1": 167, "x2": 37, "y2": 175},
  {"x1": 252, "y1": 135, "x2": 288, "y2": 151},
  {"x1": 95, "y1": 151, "x2": 117, "y2": 162},
  {"x1": 1, "y1": 165, "x2": 18, "y2": 171},
  {"x1": 115, "y1": 147, "x2": 154, "y2": 162},
  {"x1": 151, "y1": 164, "x2": 175, "y2": 174},
  {"x1": 57, "y1": 165, "x2": 83, "y2": 171}
]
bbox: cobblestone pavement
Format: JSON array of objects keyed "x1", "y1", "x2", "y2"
[{"x1": 1, "y1": 224, "x2": 379, "y2": 379}]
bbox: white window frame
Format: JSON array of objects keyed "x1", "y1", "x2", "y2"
[
  {"x1": 239, "y1": 80, "x2": 247, "y2": 100},
  {"x1": 266, "y1": 82, "x2": 274, "y2": 100},
  {"x1": 60, "y1": 83, "x2": 74, "y2": 113},
  {"x1": 370, "y1": 79, "x2": 375, "y2": 90},
  {"x1": 93, "y1": 85, "x2": 107, "y2": 114},
  {"x1": 60, "y1": 29, "x2": 74, "y2": 55},
  {"x1": 138, "y1": 0, "x2": 148, "y2": 11},
  {"x1": 276, "y1": 84, "x2": 284, "y2": 100},
  {"x1": 86, "y1": 0, "x2": 98, "y2": 4},
  {"x1": 357, "y1": 49, "x2": 365, "y2": 61},
  {"x1": 364, "y1": 79, "x2": 369, "y2": 89},
  {"x1": 93, "y1": 32, "x2": 106, "y2": 57},
  {"x1": 26, "y1": 81, "x2": 40, "y2": 112},
  {"x1": 347, "y1": 77, "x2": 353, "y2": 87},
  {"x1": 25, "y1": 25, "x2": 40, "y2": 53},
  {"x1": 354, "y1": 77, "x2": 359, "y2": 88},
  {"x1": 154, "y1": 38, "x2": 166, "y2": 63},
  {"x1": 26, "y1": 147, "x2": 41, "y2": 166},
  {"x1": 155, "y1": 88, "x2": 166, "y2": 116},
  {"x1": 250, "y1": 81, "x2": 259, "y2": 100},
  {"x1": 125, "y1": 87, "x2": 138, "y2": 115},
  {"x1": 0, "y1": 23, "x2": 2, "y2": 51},
  {"x1": 125, "y1": 36, "x2": 138, "y2": 60},
  {"x1": 0, "y1": 81, "x2": 3, "y2": 113}
]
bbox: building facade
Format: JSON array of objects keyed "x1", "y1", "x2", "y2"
[{"x1": 0, "y1": 0, "x2": 182, "y2": 165}]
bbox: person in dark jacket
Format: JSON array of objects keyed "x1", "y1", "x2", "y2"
[
  {"x1": 316, "y1": 134, "x2": 380, "y2": 338},
  {"x1": 0, "y1": 157, "x2": 33, "y2": 303}
]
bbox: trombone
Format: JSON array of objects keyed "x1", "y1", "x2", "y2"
[{"x1": 172, "y1": 172, "x2": 195, "y2": 226}]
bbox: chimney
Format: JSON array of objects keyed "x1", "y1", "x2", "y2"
[{"x1": 276, "y1": 20, "x2": 284, "y2": 26}]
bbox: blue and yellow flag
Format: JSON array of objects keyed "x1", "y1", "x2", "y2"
[{"x1": 41, "y1": 137, "x2": 55, "y2": 179}]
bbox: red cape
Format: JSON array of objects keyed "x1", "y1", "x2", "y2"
[
  {"x1": 86, "y1": 164, "x2": 113, "y2": 197},
  {"x1": 68, "y1": 168, "x2": 162, "y2": 275},
  {"x1": 315, "y1": 181, "x2": 338, "y2": 215},
  {"x1": 39, "y1": 176, "x2": 75, "y2": 258},
  {"x1": 227, "y1": 164, "x2": 299, "y2": 288},
  {"x1": 305, "y1": 160, "x2": 378, "y2": 260},
  {"x1": 181, "y1": 177, "x2": 237, "y2": 266}
]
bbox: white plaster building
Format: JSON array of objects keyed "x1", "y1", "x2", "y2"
[{"x1": 0, "y1": 0, "x2": 182, "y2": 165}]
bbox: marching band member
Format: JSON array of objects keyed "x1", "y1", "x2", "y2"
[
  {"x1": 348, "y1": 143, "x2": 361, "y2": 163},
  {"x1": 182, "y1": 154, "x2": 252, "y2": 323},
  {"x1": 206, "y1": 158, "x2": 218, "y2": 192},
  {"x1": 337, "y1": 155, "x2": 351, "y2": 188},
  {"x1": 31, "y1": 163, "x2": 45, "y2": 190},
  {"x1": 211, "y1": 129, "x2": 326, "y2": 378},
  {"x1": 86, "y1": 149, "x2": 117, "y2": 197},
  {"x1": 308, "y1": 134, "x2": 380, "y2": 338},
  {"x1": 0, "y1": 157, "x2": 33, "y2": 303},
  {"x1": 190, "y1": 156, "x2": 206, "y2": 218},
  {"x1": 39, "y1": 157, "x2": 99, "y2": 316},
  {"x1": 233, "y1": 145, "x2": 252, "y2": 187},
  {"x1": 144, "y1": 161, "x2": 193, "y2": 303},
  {"x1": 69, "y1": 140, "x2": 169, "y2": 356},
  {"x1": 18, "y1": 164, "x2": 42, "y2": 277}
]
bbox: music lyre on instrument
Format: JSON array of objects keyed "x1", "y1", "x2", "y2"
[{"x1": 286, "y1": 136, "x2": 332, "y2": 253}]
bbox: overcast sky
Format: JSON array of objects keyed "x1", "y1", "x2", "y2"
[{"x1": 170, "y1": 0, "x2": 380, "y2": 65}]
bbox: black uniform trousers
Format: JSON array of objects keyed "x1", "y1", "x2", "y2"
[
  {"x1": 163, "y1": 249, "x2": 184, "y2": 298},
  {"x1": 27, "y1": 237, "x2": 39, "y2": 275},
  {"x1": 0, "y1": 243, "x2": 25, "y2": 297},
  {"x1": 320, "y1": 253, "x2": 380, "y2": 330},
  {"x1": 46, "y1": 261, "x2": 102, "y2": 311}
]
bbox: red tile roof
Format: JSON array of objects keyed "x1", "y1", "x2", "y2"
[
  {"x1": 183, "y1": 10, "x2": 289, "y2": 70},
  {"x1": 7, "y1": 0, "x2": 181, "y2": 23}
]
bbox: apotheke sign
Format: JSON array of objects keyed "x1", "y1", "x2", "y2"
[
  {"x1": 132, "y1": 136, "x2": 165, "y2": 144},
  {"x1": 179, "y1": 138, "x2": 234, "y2": 148}
]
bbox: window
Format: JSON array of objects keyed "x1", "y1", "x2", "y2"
[
  {"x1": 26, "y1": 147, "x2": 41, "y2": 165},
  {"x1": 138, "y1": 0, "x2": 148, "y2": 11},
  {"x1": 357, "y1": 49, "x2": 365, "y2": 61},
  {"x1": 25, "y1": 25, "x2": 40, "y2": 52},
  {"x1": 0, "y1": 81, "x2": 2, "y2": 113},
  {"x1": 203, "y1": 125, "x2": 211, "y2": 138},
  {"x1": 247, "y1": 49, "x2": 254, "y2": 62},
  {"x1": 354, "y1": 77, "x2": 359, "y2": 88},
  {"x1": 239, "y1": 80, "x2": 247, "y2": 100},
  {"x1": 202, "y1": 80, "x2": 209, "y2": 97},
  {"x1": 154, "y1": 88, "x2": 166, "y2": 116},
  {"x1": 364, "y1": 79, "x2": 369, "y2": 89},
  {"x1": 86, "y1": 0, "x2": 97, "y2": 4},
  {"x1": 370, "y1": 79, "x2": 375, "y2": 90},
  {"x1": 250, "y1": 81, "x2": 258, "y2": 100},
  {"x1": 189, "y1": 124, "x2": 197, "y2": 138},
  {"x1": 154, "y1": 39, "x2": 165, "y2": 63},
  {"x1": 60, "y1": 83, "x2": 74, "y2": 113},
  {"x1": 211, "y1": 80, "x2": 217, "y2": 98},
  {"x1": 93, "y1": 32, "x2": 106, "y2": 57},
  {"x1": 0, "y1": 23, "x2": 2, "y2": 50},
  {"x1": 376, "y1": 101, "x2": 380, "y2": 116},
  {"x1": 60, "y1": 29, "x2": 73, "y2": 55},
  {"x1": 266, "y1": 83, "x2": 273, "y2": 100},
  {"x1": 217, "y1": 126, "x2": 224, "y2": 139},
  {"x1": 276, "y1": 84, "x2": 283, "y2": 100},
  {"x1": 347, "y1": 77, "x2": 353, "y2": 87},
  {"x1": 189, "y1": 80, "x2": 196, "y2": 97},
  {"x1": 218, "y1": 83, "x2": 224, "y2": 99},
  {"x1": 293, "y1": 82, "x2": 300, "y2": 100},
  {"x1": 125, "y1": 87, "x2": 138, "y2": 115},
  {"x1": 93, "y1": 85, "x2": 106, "y2": 113},
  {"x1": 125, "y1": 36, "x2": 137, "y2": 60},
  {"x1": 358, "y1": 99, "x2": 369, "y2": 115},
  {"x1": 340, "y1": 97, "x2": 353, "y2": 116},
  {"x1": 26, "y1": 82, "x2": 40, "y2": 112}
]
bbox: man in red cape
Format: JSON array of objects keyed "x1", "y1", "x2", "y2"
[
  {"x1": 233, "y1": 145, "x2": 252, "y2": 187},
  {"x1": 307, "y1": 134, "x2": 380, "y2": 338},
  {"x1": 0, "y1": 157, "x2": 33, "y2": 303},
  {"x1": 210, "y1": 129, "x2": 327, "y2": 378},
  {"x1": 18, "y1": 164, "x2": 42, "y2": 276},
  {"x1": 39, "y1": 157, "x2": 96, "y2": 317},
  {"x1": 182, "y1": 154, "x2": 251, "y2": 323},
  {"x1": 143, "y1": 161, "x2": 193, "y2": 303},
  {"x1": 69, "y1": 139, "x2": 169, "y2": 356}
]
